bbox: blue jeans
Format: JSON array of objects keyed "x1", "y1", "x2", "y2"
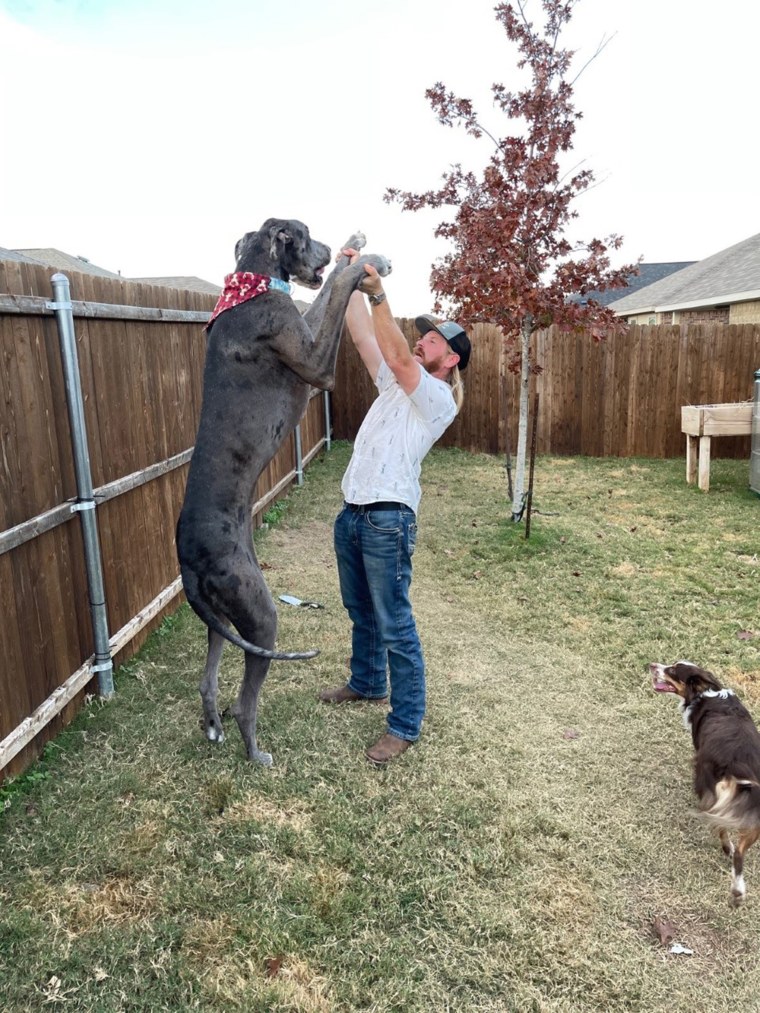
[{"x1": 334, "y1": 503, "x2": 424, "y2": 742}]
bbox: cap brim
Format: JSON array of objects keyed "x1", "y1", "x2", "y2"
[{"x1": 415, "y1": 315, "x2": 441, "y2": 337}]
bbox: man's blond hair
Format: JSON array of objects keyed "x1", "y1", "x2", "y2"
[{"x1": 449, "y1": 364, "x2": 465, "y2": 414}]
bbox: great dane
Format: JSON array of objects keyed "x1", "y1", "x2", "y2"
[{"x1": 177, "y1": 218, "x2": 391, "y2": 763}]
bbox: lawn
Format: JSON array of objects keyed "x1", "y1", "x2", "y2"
[{"x1": 1, "y1": 446, "x2": 759, "y2": 1012}]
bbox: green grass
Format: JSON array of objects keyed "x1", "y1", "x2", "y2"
[{"x1": 1, "y1": 446, "x2": 759, "y2": 1011}]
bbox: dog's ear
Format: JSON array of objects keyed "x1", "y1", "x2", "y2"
[
  {"x1": 235, "y1": 232, "x2": 256, "y2": 266},
  {"x1": 269, "y1": 226, "x2": 293, "y2": 260},
  {"x1": 684, "y1": 667, "x2": 721, "y2": 696}
]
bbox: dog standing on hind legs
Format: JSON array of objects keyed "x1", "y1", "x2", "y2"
[
  {"x1": 176, "y1": 219, "x2": 391, "y2": 764},
  {"x1": 651, "y1": 660, "x2": 760, "y2": 904}
]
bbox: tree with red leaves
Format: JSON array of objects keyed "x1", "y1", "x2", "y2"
[{"x1": 386, "y1": 0, "x2": 637, "y2": 521}]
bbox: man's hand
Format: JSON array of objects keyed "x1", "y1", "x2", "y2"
[
  {"x1": 338, "y1": 247, "x2": 361, "y2": 265},
  {"x1": 337, "y1": 250, "x2": 384, "y2": 298},
  {"x1": 359, "y1": 263, "x2": 384, "y2": 298}
]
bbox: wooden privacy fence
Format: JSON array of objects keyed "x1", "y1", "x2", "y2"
[
  {"x1": 3, "y1": 274, "x2": 758, "y2": 782},
  {"x1": 332, "y1": 319, "x2": 760, "y2": 459},
  {"x1": 0, "y1": 257, "x2": 329, "y2": 780}
]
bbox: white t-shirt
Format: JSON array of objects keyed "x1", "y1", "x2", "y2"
[{"x1": 341, "y1": 361, "x2": 457, "y2": 514}]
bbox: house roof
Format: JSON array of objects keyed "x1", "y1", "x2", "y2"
[
  {"x1": 608, "y1": 232, "x2": 760, "y2": 314},
  {"x1": 5, "y1": 247, "x2": 310, "y2": 310},
  {"x1": 13, "y1": 247, "x2": 124, "y2": 279},
  {"x1": 572, "y1": 262, "x2": 695, "y2": 307},
  {"x1": 0, "y1": 247, "x2": 48, "y2": 264},
  {"x1": 129, "y1": 275, "x2": 221, "y2": 296}
]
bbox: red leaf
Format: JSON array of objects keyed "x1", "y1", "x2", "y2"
[{"x1": 265, "y1": 956, "x2": 284, "y2": 978}]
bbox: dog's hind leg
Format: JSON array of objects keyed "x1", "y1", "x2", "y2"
[
  {"x1": 199, "y1": 627, "x2": 227, "y2": 744},
  {"x1": 235, "y1": 652, "x2": 274, "y2": 766},
  {"x1": 719, "y1": 828, "x2": 734, "y2": 858},
  {"x1": 731, "y1": 829, "x2": 760, "y2": 905},
  {"x1": 227, "y1": 581, "x2": 278, "y2": 765}
]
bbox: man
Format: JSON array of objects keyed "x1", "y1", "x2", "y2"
[{"x1": 318, "y1": 251, "x2": 471, "y2": 765}]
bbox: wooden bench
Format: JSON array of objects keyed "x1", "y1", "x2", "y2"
[{"x1": 681, "y1": 402, "x2": 753, "y2": 491}]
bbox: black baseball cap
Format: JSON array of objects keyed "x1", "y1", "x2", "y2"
[{"x1": 414, "y1": 315, "x2": 471, "y2": 371}]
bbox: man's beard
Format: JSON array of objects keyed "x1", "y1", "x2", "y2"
[{"x1": 419, "y1": 351, "x2": 449, "y2": 375}]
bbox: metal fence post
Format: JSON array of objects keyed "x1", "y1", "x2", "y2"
[
  {"x1": 323, "y1": 390, "x2": 332, "y2": 451},
  {"x1": 294, "y1": 424, "x2": 304, "y2": 485},
  {"x1": 48, "y1": 274, "x2": 114, "y2": 698}
]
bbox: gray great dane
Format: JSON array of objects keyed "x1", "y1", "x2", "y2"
[{"x1": 177, "y1": 218, "x2": 391, "y2": 764}]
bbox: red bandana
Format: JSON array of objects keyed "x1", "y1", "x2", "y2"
[{"x1": 206, "y1": 272, "x2": 289, "y2": 330}]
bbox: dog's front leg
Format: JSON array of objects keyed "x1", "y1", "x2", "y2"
[
  {"x1": 275, "y1": 254, "x2": 392, "y2": 389},
  {"x1": 304, "y1": 231, "x2": 366, "y2": 335}
]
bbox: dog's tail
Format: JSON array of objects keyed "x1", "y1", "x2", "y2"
[
  {"x1": 700, "y1": 777, "x2": 760, "y2": 833},
  {"x1": 185, "y1": 589, "x2": 319, "y2": 661}
]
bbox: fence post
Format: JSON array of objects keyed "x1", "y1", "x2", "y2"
[
  {"x1": 324, "y1": 390, "x2": 332, "y2": 451},
  {"x1": 294, "y1": 424, "x2": 304, "y2": 485},
  {"x1": 48, "y1": 274, "x2": 114, "y2": 698}
]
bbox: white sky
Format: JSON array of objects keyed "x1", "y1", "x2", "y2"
[{"x1": 1, "y1": 0, "x2": 758, "y2": 316}]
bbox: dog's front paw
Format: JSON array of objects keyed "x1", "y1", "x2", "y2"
[
  {"x1": 367, "y1": 254, "x2": 392, "y2": 277},
  {"x1": 342, "y1": 231, "x2": 366, "y2": 252}
]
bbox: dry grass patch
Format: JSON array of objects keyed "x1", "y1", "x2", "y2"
[
  {"x1": 29, "y1": 872, "x2": 159, "y2": 936},
  {"x1": 221, "y1": 794, "x2": 314, "y2": 832}
]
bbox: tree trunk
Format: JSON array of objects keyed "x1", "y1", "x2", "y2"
[{"x1": 510, "y1": 315, "x2": 532, "y2": 521}]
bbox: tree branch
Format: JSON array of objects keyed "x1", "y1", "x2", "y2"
[{"x1": 569, "y1": 32, "x2": 616, "y2": 87}]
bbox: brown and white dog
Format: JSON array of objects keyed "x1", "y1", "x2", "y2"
[{"x1": 651, "y1": 660, "x2": 760, "y2": 905}]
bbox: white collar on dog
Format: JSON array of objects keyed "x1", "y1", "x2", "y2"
[{"x1": 680, "y1": 687, "x2": 735, "y2": 730}]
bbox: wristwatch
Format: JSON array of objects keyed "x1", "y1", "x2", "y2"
[{"x1": 368, "y1": 291, "x2": 387, "y2": 306}]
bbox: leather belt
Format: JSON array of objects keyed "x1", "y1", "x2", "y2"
[{"x1": 345, "y1": 501, "x2": 408, "y2": 512}]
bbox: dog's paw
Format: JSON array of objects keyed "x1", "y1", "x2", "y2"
[
  {"x1": 203, "y1": 718, "x2": 225, "y2": 744},
  {"x1": 209, "y1": 728, "x2": 225, "y2": 744},
  {"x1": 367, "y1": 254, "x2": 392, "y2": 277},
  {"x1": 249, "y1": 748, "x2": 274, "y2": 767},
  {"x1": 342, "y1": 231, "x2": 366, "y2": 252}
]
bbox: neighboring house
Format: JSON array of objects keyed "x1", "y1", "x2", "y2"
[
  {"x1": 0, "y1": 247, "x2": 49, "y2": 264},
  {"x1": 12, "y1": 247, "x2": 124, "y2": 280},
  {"x1": 5, "y1": 247, "x2": 311, "y2": 311},
  {"x1": 9, "y1": 249, "x2": 221, "y2": 295},
  {"x1": 572, "y1": 262, "x2": 695, "y2": 308},
  {"x1": 608, "y1": 232, "x2": 760, "y2": 325},
  {"x1": 130, "y1": 275, "x2": 221, "y2": 296}
]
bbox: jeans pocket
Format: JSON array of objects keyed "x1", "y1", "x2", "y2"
[{"x1": 366, "y1": 510, "x2": 402, "y2": 534}]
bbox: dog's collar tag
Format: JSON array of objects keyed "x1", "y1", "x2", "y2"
[{"x1": 206, "y1": 272, "x2": 292, "y2": 330}]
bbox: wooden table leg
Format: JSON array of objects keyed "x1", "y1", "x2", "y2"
[
  {"x1": 698, "y1": 435, "x2": 711, "y2": 491},
  {"x1": 686, "y1": 435, "x2": 698, "y2": 484}
]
